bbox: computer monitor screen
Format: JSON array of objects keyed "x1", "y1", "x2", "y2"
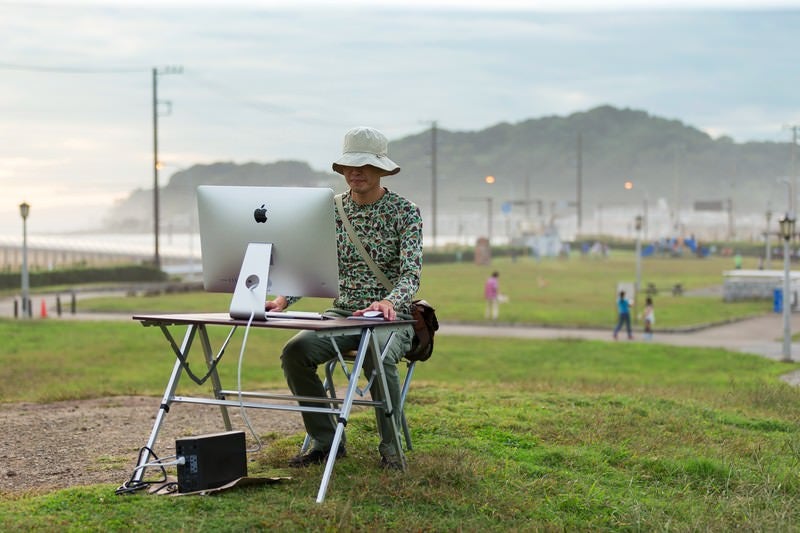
[{"x1": 196, "y1": 185, "x2": 339, "y2": 309}]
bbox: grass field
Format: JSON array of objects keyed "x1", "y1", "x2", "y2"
[
  {"x1": 2, "y1": 253, "x2": 798, "y2": 530},
  {"x1": 79, "y1": 252, "x2": 770, "y2": 329},
  {"x1": 1, "y1": 321, "x2": 799, "y2": 530}
]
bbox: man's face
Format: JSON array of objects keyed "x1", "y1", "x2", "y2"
[{"x1": 342, "y1": 165, "x2": 384, "y2": 196}]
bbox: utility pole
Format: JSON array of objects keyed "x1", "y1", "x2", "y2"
[
  {"x1": 525, "y1": 174, "x2": 531, "y2": 220},
  {"x1": 766, "y1": 204, "x2": 773, "y2": 270},
  {"x1": 152, "y1": 68, "x2": 160, "y2": 269},
  {"x1": 152, "y1": 65, "x2": 183, "y2": 270},
  {"x1": 784, "y1": 124, "x2": 798, "y2": 216},
  {"x1": 727, "y1": 197, "x2": 734, "y2": 240},
  {"x1": 672, "y1": 145, "x2": 681, "y2": 233},
  {"x1": 793, "y1": 125, "x2": 798, "y2": 216},
  {"x1": 576, "y1": 131, "x2": 583, "y2": 235},
  {"x1": 431, "y1": 121, "x2": 438, "y2": 249}
]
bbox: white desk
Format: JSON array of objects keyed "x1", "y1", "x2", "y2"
[{"x1": 125, "y1": 312, "x2": 413, "y2": 503}]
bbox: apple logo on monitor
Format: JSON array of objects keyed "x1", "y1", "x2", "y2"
[{"x1": 254, "y1": 204, "x2": 268, "y2": 223}]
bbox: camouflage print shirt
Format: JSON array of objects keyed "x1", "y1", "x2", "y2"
[{"x1": 332, "y1": 188, "x2": 423, "y2": 314}]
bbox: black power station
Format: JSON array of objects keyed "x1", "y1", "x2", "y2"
[{"x1": 175, "y1": 431, "x2": 248, "y2": 493}]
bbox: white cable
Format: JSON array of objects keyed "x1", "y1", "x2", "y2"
[
  {"x1": 237, "y1": 306, "x2": 263, "y2": 453},
  {"x1": 133, "y1": 455, "x2": 185, "y2": 472}
]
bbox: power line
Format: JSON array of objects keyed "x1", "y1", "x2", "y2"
[
  {"x1": 0, "y1": 61, "x2": 147, "y2": 74},
  {"x1": 180, "y1": 71, "x2": 349, "y2": 128},
  {"x1": 181, "y1": 70, "x2": 293, "y2": 116},
  {"x1": 1, "y1": 61, "x2": 344, "y2": 128}
]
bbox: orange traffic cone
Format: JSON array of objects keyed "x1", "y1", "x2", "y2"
[{"x1": 40, "y1": 299, "x2": 48, "y2": 318}]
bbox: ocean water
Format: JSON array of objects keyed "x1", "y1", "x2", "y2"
[
  {"x1": 0, "y1": 232, "x2": 201, "y2": 259},
  {"x1": 0, "y1": 203, "x2": 768, "y2": 260}
]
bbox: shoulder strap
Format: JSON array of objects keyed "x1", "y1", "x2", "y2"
[{"x1": 335, "y1": 193, "x2": 395, "y2": 292}]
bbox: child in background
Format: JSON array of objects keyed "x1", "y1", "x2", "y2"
[
  {"x1": 484, "y1": 271, "x2": 500, "y2": 321},
  {"x1": 642, "y1": 297, "x2": 655, "y2": 340}
]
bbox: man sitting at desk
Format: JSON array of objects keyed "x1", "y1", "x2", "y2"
[{"x1": 266, "y1": 126, "x2": 423, "y2": 470}]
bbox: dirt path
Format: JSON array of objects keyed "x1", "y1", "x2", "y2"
[{"x1": 0, "y1": 395, "x2": 303, "y2": 494}]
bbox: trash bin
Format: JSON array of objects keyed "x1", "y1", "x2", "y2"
[{"x1": 774, "y1": 288, "x2": 783, "y2": 313}]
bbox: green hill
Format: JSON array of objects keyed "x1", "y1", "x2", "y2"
[{"x1": 106, "y1": 105, "x2": 792, "y2": 232}]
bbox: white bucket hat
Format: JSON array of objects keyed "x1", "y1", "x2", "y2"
[{"x1": 332, "y1": 126, "x2": 401, "y2": 176}]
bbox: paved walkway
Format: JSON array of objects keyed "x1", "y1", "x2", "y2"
[
  {"x1": 443, "y1": 314, "x2": 800, "y2": 386},
  {"x1": 443, "y1": 313, "x2": 800, "y2": 363}
]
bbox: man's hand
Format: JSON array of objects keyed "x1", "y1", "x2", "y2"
[
  {"x1": 353, "y1": 299, "x2": 396, "y2": 320},
  {"x1": 266, "y1": 295, "x2": 288, "y2": 312}
]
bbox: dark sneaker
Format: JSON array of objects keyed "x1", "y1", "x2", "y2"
[
  {"x1": 379, "y1": 454, "x2": 407, "y2": 471},
  {"x1": 288, "y1": 446, "x2": 346, "y2": 468}
]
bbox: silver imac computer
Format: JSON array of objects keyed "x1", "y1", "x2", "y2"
[{"x1": 196, "y1": 185, "x2": 339, "y2": 320}]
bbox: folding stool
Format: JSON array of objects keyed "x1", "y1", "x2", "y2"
[{"x1": 300, "y1": 352, "x2": 417, "y2": 453}]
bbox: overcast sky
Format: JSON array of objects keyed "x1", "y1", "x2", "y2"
[{"x1": 2, "y1": 0, "x2": 800, "y2": 233}]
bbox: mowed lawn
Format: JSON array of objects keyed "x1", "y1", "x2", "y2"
[
  {"x1": 1, "y1": 319, "x2": 799, "y2": 531},
  {"x1": 2, "y1": 252, "x2": 797, "y2": 531},
  {"x1": 80, "y1": 251, "x2": 769, "y2": 329}
]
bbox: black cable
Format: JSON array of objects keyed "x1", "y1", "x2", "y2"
[{"x1": 115, "y1": 446, "x2": 168, "y2": 495}]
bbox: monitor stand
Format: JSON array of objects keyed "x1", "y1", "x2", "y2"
[{"x1": 229, "y1": 242, "x2": 272, "y2": 320}]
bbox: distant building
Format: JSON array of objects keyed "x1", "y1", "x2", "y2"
[{"x1": 516, "y1": 225, "x2": 563, "y2": 258}]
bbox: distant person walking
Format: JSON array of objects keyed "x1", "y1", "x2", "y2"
[
  {"x1": 734, "y1": 252, "x2": 743, "y2": 269},
  {"x1": 641, "y1": 297, "x2": 655, "y2": 340},
  {"x1": 613, "y1": 290, "x2": 633, "y2": 340},
  {"x1": 484, "y1": 271, "x2": 500, "y2": 321}
]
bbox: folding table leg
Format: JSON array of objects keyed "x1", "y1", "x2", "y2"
[
  {"x1": 196, "y1": 324, "x2": 232, "y2": 430},
  {"x1": 399, "y1": 361, "x2": 416, "y2": 450},
  {"x1": 315, "y1": 328, "x2": 373, "y2": 503},
  {"x1": 132, "y1": 324, "x2": 196, "y2": 483},
  {"x1": 369, "y1": 330, "x2": 405, "y2": 467}
]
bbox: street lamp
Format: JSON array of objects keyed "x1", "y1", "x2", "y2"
[
  {"x1": 458, "y1": 174, "x2": 496, "y2": 242},
  {"x1": 779, "y1": 213, "x2": 796, "y2": 362},
  {"x1": 634, "y1": 214, "x2": 643, "y2": 324},
  {"x1": 765, "y1": 207, "x2": 772, "y2": 269},
  {"x1": 19, "y1": 202, "x2": 30, "y2": 319},
  {"x1": 625, "y1": 181, "x2": 649, "y2": 240}
]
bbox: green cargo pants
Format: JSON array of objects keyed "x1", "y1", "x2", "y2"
[{"x1": 280, "y1": 310, "x2": 413, "y2": 458}]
